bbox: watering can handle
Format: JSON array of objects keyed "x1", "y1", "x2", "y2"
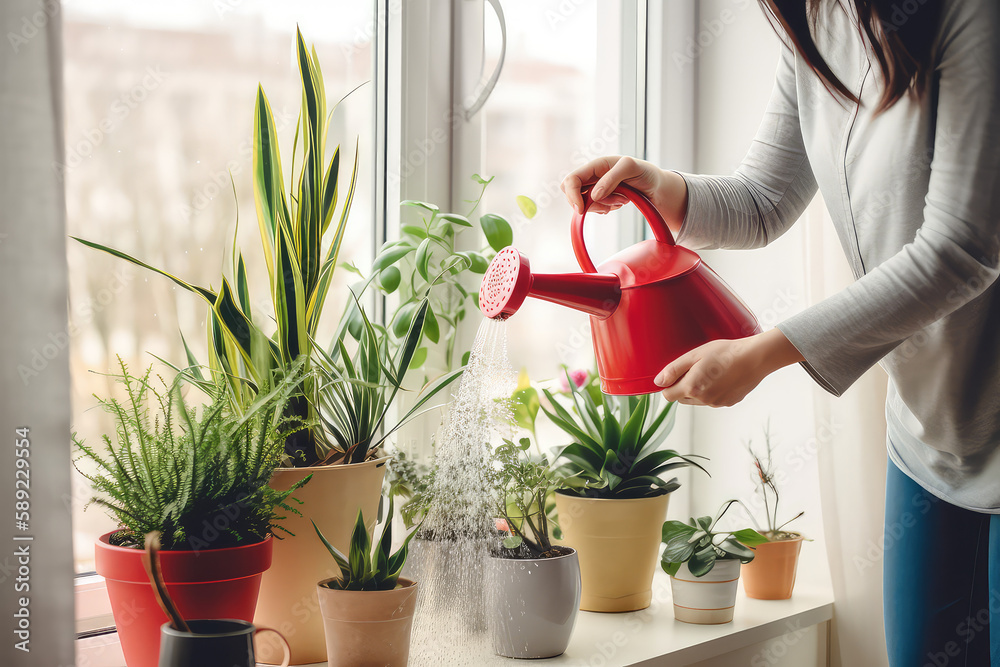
[{"x1": 571, "y1": 183, "x2": 676, "y2": 274}]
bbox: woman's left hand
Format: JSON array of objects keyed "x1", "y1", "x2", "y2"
[{"x1": 654, "y1": 329, "x2": 805, "y2": 407}]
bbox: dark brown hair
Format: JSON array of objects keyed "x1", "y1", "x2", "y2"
[{"x1": 758, "y1": 0, "x2": 943, "y2": 113}]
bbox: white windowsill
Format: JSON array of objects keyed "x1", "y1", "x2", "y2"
[{"x1": 76, "y1": 551, "x2": 834, "y2": 667}]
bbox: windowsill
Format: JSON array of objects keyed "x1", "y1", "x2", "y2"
[{"x1": 77, "y1": 551, "x2": 834, "y2": 667}]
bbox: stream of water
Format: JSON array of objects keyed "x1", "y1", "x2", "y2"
[{"x1": 408, "y1": 318, "x2": 517, "y2": 664}]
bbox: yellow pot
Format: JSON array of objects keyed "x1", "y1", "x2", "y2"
[
  {"x1": 254, "y1": 456, "x2": 389, "y2": 665},
  {"x1": 554, "y1": 492, "x2": 670, "y2": 612}
]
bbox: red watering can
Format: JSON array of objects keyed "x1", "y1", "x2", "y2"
[{"x1": 479, "y1": 183, "x2": 761, "y2": 395}]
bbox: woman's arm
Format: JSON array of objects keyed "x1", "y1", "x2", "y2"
[
  {"x1": 776, "y1": 0, "x2": 1000, "y2": 397},
  {"x1": 561, "y1": 41, "x2": 818, "y2": 250}
]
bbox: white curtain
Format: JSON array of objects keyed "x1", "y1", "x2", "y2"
[
  {"x1": 804, "y1": 198, "x2": 890, "y2": 667},
  {"x1": 0, "y1": 2, "x2": 75, "y2": 665}
]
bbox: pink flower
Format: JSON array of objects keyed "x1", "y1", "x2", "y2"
[
  {"x1": 558, "y1": 369, "x2": 589, "y2": 393},
  {"x1": 495, "y1": 518, "x2": 510, "y2": 533}
]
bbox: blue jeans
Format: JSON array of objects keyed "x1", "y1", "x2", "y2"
[{"x1": 884, "y1": 460, "x2": 1000, "y2": 666}]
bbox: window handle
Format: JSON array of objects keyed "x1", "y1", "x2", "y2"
[{"x1": 464, "y1": 0, "x2": 506, "y2": 120}]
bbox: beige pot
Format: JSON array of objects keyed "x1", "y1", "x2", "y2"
[
  {"x1": 555, "y1": 491, "x2": 670, "y2": 612},
  {"x1": 254, "y1": 456, "x2": 388, "y2": 665},
  {"x1": 670, "y1": 560, "x2": 741, "y2": 624},
  {"x1": 317, "y1": 578, "x2": 418, "y2": 667},
  {"x1": 741, "y1": 534, "x2": 804, "y2": 600}
]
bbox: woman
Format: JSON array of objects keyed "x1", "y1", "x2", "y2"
[{"x1": 562, "y1": 0, "x2": 999, "y2": 663}]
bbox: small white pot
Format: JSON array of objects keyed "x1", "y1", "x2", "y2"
[{"x1": 669, "y1": 559, "x2": 741, "y2": 624}]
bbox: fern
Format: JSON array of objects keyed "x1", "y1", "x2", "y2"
[{"x1": 74, "y1": 357, "x2": 312, "y2": 550}]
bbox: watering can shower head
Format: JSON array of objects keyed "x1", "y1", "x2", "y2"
[{"x1": 479, "y1": 247, "x2": 532, "y2": 320}]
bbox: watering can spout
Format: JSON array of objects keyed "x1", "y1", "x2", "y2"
[{"x1": 479, "y1": 247, "x2": 621, "y2": 320}]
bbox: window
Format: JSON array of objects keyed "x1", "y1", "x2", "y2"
[{"x1": 63, "y1": 0, "x2": 378, "y2": 573}]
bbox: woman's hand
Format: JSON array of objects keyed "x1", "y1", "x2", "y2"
[
  {"x1": 654, "y1": 329, "x2": 805, "y2": 407},
  {"x1": 560, "y1": 156, "x2": 689, "y2": 232}
]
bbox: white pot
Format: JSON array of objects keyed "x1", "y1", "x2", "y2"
[{"x1": 669, "y1": 559, "x2": 741, "y2": 625}]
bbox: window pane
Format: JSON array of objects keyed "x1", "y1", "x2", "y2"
[
  {"x1": 63, "y1": 0, "x2": 376, "y2": 572},
  {"x1": 480, "y1": 0, "x2": 628, "y2": 380}
]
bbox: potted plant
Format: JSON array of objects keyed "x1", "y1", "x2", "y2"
[
  {"x1": 489, "y1": 437, "x2": 582, "y2": 659},
  {"x1": 543, "y1": 374, "x2": 708, "y2": 612},
  {"x1": 313, "y1": 498, "x2": 419, "y2": 667},
  {"x1": 661, "y1": 500, "x2": 767, "y2": 625},
  {"x1": 739, "y1": 428, "x2": 807, "y2": 600},
  {"x1": 74, "y1": 29, "x2": 463, "y2": 663},
  {"x1": 74, "y1": 360, "x2": 309, "y2": 667}
]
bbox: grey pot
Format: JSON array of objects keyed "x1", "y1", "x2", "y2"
[{"x1": 488, "y1": 548, "x2": 582, "y2": 659}]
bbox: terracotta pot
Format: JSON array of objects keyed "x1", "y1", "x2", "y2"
[
  {"x1": 741, "y1": 534, "x2": 804, "y2": 600},
  {"x1": 254, "y1": 456, "x2": 388, "y2": 665},
  {"x1": 95, "y1": 532, "x2": 272, "y2": 667},
  {"x1": 554, "y1": 491, "x2": 670, "y2": 612},
  {"x1": 316, "y1": 578, "x2": 418, "y2": 667},
  {"x1": 669, "y1": 559, "x2": 741, "y2": 625},
  {"x1": 488, "y1": 548, "x2": 581, "y2": 658}
]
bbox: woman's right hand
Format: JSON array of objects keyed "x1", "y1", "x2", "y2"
[{"x1": 560, "y1": 156, "x2": 688, "y2": 231}]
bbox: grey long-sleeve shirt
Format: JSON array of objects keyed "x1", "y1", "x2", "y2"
[{"x1": 676, "y1": 0, "x2": 1000, "y2": 511}]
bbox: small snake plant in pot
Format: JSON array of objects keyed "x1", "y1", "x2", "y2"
[
  {"x1": 313, "y1": 497, "x2": 419, "y2": 667},
  {"x1": 661, "y1": 500, "x2": 767, "y2": 625},
  {"x1": 542, "y1": 372, "x2": 709, "y2": 612},
  {"x1": 489, "y1": 438, "x2": 583, "y2": 659}
]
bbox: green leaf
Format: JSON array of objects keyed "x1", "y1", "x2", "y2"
[
  {"x1": 732, "y1": 528, "x2": 769, "y2": 548},
  {"x1": 471, "y1": 173, "x2": 494, "y2": 186},
  {"x1": 439, "y1": 213, "x2": 473, "y2": 227},
  {"x1": 516, "y1": 195, "x2": 537, "y2": 219},
  {"x1": 400, "y1": 199, "x2": 439, "y2": 213},
  {"x1": 480, "y1": 213, "x2": 513, "y2": 252},
  {"x1": 423, "y1": 306, "x2": 440, "y2": 344},
  {"x1": 401, "y1": 224, "x2": 427, "y2": 239},
  {"x1": 719, "y1": 538, "x2": 756, "y2": 562},
  {"x1": 391, "y1": 302, "x2": 419, "y2": 339},
  {"x1": 502, "y1": 535, "x2": 522, "y2": 549},
  {"x1": 661, "y1": 560, "x2": 682, "y2": 577},
  {"x1": 688, "y1": 544, "x2": 717, "y2": 577},
  {"x1": 511, "y1": 387, "x2": 540, "y2": 432},
  {"x1": 409, "y1": 347, "x2": 428, "y2": 370},
  {"x1": 415, "y1": 237, "x2": 433, "y2": 282},
  {"x1": 461, "y1": 351, "x2": 471, "y2": 366},
  {"x1": 379, "y1": 266, "x2": 401, "y2": 293},
  {"x1": 372, "y1": 245, "x2": 414, "y2": 273}
]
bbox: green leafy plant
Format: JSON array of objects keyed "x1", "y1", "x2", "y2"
[
  {"x1": 313, "y1": 298, "x2": 463, "y2": 464},
  {"x1": 74, "y1": 27, "x2": 358, "y2": 467},
  {"x1": 355, "y1": 174, "x2": 523, "y2": 373},
  {"x1": 314, "y1": 496, "x2": 418, "y2": 591},
  {"x1": 493, "y1": 438, "x2": 585, "y2": 558},
  {"x1": 660, "y1": 500, "x2": 767, "y2": 577},
  {"x1": 73, "y1": 359, "x2": 312, "y2": 550},
  {"x1": 544, "y1": 373, "x2": 708, "y2": 499},
  {"x1": 745, "y1": 425, "x2": 805, "y2": 541}
]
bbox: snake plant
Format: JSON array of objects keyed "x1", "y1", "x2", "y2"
[
  {"x1": 314, "y1": 496, "x2": 418, "y2": 591},
  {"x1": 545, "y1": 373, "x2": 708, "y2": 499},
  {"x1": 74, "y1": 28, "x2": 359, "y2": 467}
]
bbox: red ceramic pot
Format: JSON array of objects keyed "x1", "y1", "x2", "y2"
[{"x1": 94, "y1": 531, "x2": 272, "y2": 667}]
